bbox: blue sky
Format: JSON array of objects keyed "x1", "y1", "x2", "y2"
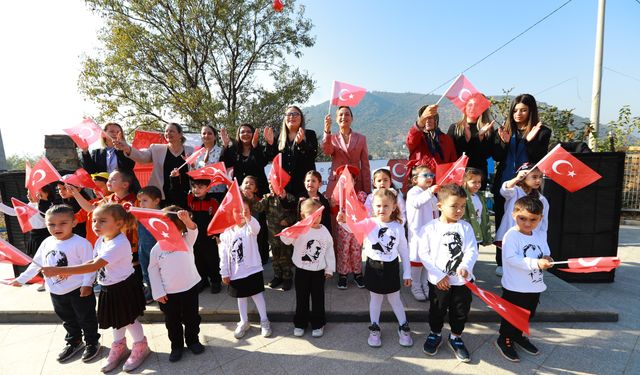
[{"x1": 1, "y1": 0, "x2": 639, "y2": 157}]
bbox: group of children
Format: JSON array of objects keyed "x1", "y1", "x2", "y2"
[{"x1": 10, "y1": 157, "x2": 552, "y2": 370}]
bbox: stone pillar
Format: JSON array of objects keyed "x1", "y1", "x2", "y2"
[{"x1": 44, "y1": 135, "x2": 81, "y2": 172}]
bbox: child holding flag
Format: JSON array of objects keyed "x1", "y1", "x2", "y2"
[
  {"x1": 280, "y1": 199, "x2": 335, "y2": 338},
  {"x1": 495, "y1": 196, "x2": 553, "y2": 362}
]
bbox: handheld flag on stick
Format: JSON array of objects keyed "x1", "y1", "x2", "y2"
[
  {"x1": 63, "y1": 118, "x2": 106, "y2": 149},
  {"x1": 533, "y1": 144, "x2": 602, "y2": 192},
  {"x1": 187, "y1": 162, "x2": 232, "y2": 188},
  {"x1": 11, "y1": 198, "x2": 41, "y2": 233},
  {"x1": 435, "y1": 154, "x2": 469, "y2": 186},
  {"x1": 129, "y1": 207, "x2": 187, "y2": 251},
  {"x1": 0, "y1": 237, "x2": 35, "y2": 267},
  {"x1": 207, "y1": 179, "x2": 244, "y2": 235},
  {"x1": 437, "y1": 74, "x2": 492, "y2": 118},
  {"x1": 553, "y1": 256, "x2": 620, "y2": 273},
  {"x1": 268, "y1": 153, "x2": 291, "y2": 196},
  {"x1": 27, "y1": 157, "x2": 62, "y2": 197},
  {"x1": 276, "y1": 206, "x2": 324, "y2": 239},
  {"x1": 465, "y1": 281, "x2": 531, "y2": 335},
  {"x1": 328, "y1": 80, "x2": 367, "y2": 114}
]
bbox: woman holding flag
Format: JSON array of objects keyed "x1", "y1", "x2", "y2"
[
  {"x1": 405, "y1": 104, "x2": 457, "y2": 173},
  {"x1": 492, "y1": 94, "x2": 550, "y2": 276},
  {"x1": 194, "y1": 124, "x2": 227, "y2": 202},
  {"x1": 116, "y1": 123, "x2": 195, "y2": 205}
]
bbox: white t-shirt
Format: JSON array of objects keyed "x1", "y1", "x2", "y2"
[
  {"x1": 219, "y1": 217, "x2": 263, "y2": 281},
  {"x1": 363, "y1": 219, "x2": 411, "y2": 280},
  {"x1": 16, "y1": 234, "x2": 95, "y2": 295},
  {"x1": 94, "y1": 233, "x2": 134, "y2": 286},
  {"x1": 148, "y1": 228, "x2": 201, "y2": 299},
  {"x1": 406, "y1": 185, "x2": 439, "y2": 261},
  {"x1": 501, "y1": 227, "x2": 551, "y2": 293},
  {"x1": 471, "y1": 193, "x2": 483, "y2": 243},
  {"x1": 281, "y1": 225, "x2": 335, "y2": 273},
  {"x1": 417, "y1": 219, "x2": 478, "y2": 286},
  {"x1": 495, "y1": 184, "x2": 549, "y2": 242}
]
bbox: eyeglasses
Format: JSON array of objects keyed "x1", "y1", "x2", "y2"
[
  {"x1": 419, "y1": 173, "x2": 435, "y2": 179},
  {"x1": 285, "y1": 112, "x2": 301, "y2": 117}
]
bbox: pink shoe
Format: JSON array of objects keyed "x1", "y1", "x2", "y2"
[
  {"x1": 101, "y1": 338, "x2": 129, "y2": 373},
  {"x1": 122, "y1": 336, "x2": 151, "y2": 372}
]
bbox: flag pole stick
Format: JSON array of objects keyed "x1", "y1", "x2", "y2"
[
  {"x1": 549, "y1": 261, "x2": 569, "y2": 265},
  {"x1": 327, "y1": 81, "x2": 335, "y2": 116},
  {"x1": 530, "y1": 143, "x2": 562, "y2": 172},
  {"x1": 435, "y1": 73, "x2": 462, "y2": 105},
  {"x1": 130, "y1": 207, "x2": 179, "y2": 215}
]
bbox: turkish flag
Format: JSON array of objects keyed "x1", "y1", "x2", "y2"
[
  {"x1": 330, "y1": 81, "x2": 367, "y2": 107},
  {"x1": 0, "y1": 237, "x2": 33, "y2": 266},
  {"x1": 63, "y1": 118, "x2": 105, "y2": 149},
  {"x1": 61, "y1": 168, "x2": 99, "y2": 191},
  {"x1": 557, "y1": 256, "x2": 621, "y2": 273},
  {"x1": 11, "y1": 198, "x2": 40, "y2": 233},
  {"x1": 276, "y1": 206, "x2": 324, "y2": 239},
  {"x1": 132, "y1": 130, "x2": 166, "y2": 149},
  {"x1": 465, "y1": 281, "x2": 531, "y2": 335},
  {"x1": 0, "y1": 275, "x2": 44, "y2": 285},
  {"x1": 268, "y1": 153, "x2": 291, "y2": 196},
  {"x1": 182, "y1": 147, "x2": 207, "y2": 167},
  {"x1": 129, "y1": 207, "x2": 187, "y2": 251},
  {"x1": 436, "y1": 154, "x2": 468, "y2": 185},
  {"x1": 27, "y1": 157, "x2": 62, "y2": 196},
  {"x1": 333, "y1": 168, "x2": 373, "y2": 244},
  {"x1": 0, "y1": 202, "x2": 16, "y2": 216},
  {"x1": 443, "y1": 74, "x2": 491, "y2": 116},
  {"x1": 535, "y1": 144, "x2": 602, "y2": 192},
  {"x1": 187, "y1": 162, "x2": 232, "y2": 187},
  {"x1": 273, "y1": 0, "x2": 284, "y2": 12},
  {"x1": 387, "y1": 159, "x2": 408, "y2": 186},
  {"x1": 207, "y1": 179, "x2": 243, "y2": 235}
]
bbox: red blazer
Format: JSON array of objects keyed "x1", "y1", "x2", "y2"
[
  {"x1": 406, "y1": 124, "x2": 457, "y2": 171},
  {"x1": 322, "y1": 131, "x2": 371, "y2": 199}
]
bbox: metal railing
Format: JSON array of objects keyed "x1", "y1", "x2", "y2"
[{"x1": 623, "y1": 150, "x2": 640, "y2": 212}]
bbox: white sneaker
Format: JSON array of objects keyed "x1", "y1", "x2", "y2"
[
  {"x1": 398, "y1": 323, "x2": 413, "y2": 347},
  {"x1": 293, "y1": 327, "x2": 305, "y2": 337},
  {"x1": 411, "y1": 286, "x2": 427, "y2": 301},
  {"x1": 260, "y1": 320, "x2": 272, "y2": 337},
  {"x1": 495, "y1": 266, "x2": 503, "y2": 277},
  {"x1": 234, "y1": 322, "x2": 250, "y2": 339},
  {"x1": 311, "y1": 327, "x2": 324, "y2": 337}
]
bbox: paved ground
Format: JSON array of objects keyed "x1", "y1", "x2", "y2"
[{"x1": 0, "y1": 225, "x2": 638, "y2": 374}]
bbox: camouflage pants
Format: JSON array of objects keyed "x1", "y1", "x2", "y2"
[{"x1": 269, "y1": 239, "x2": 293, "y2": 280}]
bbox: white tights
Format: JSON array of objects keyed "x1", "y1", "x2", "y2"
[
  {"x1": 369, "y1": 291, "x2": 407, "y2": 325},
  {"x1": 237, "y1": 292, "x2": 268, "y2": 323},
  {"x1": 112, "y1": 319, "x2": 145, "y2": 343}
]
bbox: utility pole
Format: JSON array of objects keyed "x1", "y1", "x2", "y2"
[{"x1": 589, "y1": 0, "x2": 606, "y2": 151}]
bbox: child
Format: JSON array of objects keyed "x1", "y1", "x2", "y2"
[
  {"x1": 170, "y1": 169, "x2": 222, "y2": 294},
  {"x1": 462, "y1": 168, "x2": 493, "y2": 246},
  {"x1": 495, "y1": 196, "x2": 553, "y2": 362},
  {"x1": 495, "y1": 163, "x2": 549, "y2": 276},
  {"x1": 253, "y1": 183, "x2": 297, "y2": 291},
  {"x1": 405, "y1": 164, "x2": 439, "y2": 301},
  {"x1": 42, "y1": 203, "x2": 149, "y2": 373},
  {"x1": 56, "y1": 181, "x2": 88, "y2": 238},
  {"x1": 136, "y1": 186, "x2": 161, "y2": 303},
  {"x1": 418, "y1": 184, "x2": 478, "y2": 363},
  {"x1": 333, "y1": 166, "x2": 366, "y2": 290},
  {"x1": 148, "y1": 206, "x2": 205, "y2": 362},
  {"x1": 281, "y1": 199, "x2": 335, "y2": 338},
  {"x1": 241, "y1": 175, "x2": 270, "y2": 265},
  {"x1": 297, "y1": 170, "x2": 331, "y2": 232},
  {"x1": 340, "y1": 188, "x2": 412, "y2": 348},
  {"x1": 364, "y1": 168, "x2": 406, "y2": 222},
  {"x1": 12, "y1": 205, "x2": 100, "y2": 363},
  {"x1": 219, "y1": 197, "x2": 272, "y2": 339}
]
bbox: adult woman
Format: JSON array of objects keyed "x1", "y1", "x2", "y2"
[
  {"x1": 117, "y1": 123, "x2": 194, "y2": 205},
  {"x1": 194, "y1": 125, "x2": 227, "y2": 201},
  {"x1": 322, "y1": 106, "x2": 371, "y2": 198},
  {"x1": 406, "y1": 104, "x2": 457, "y2": 172},
  {"x1": 447, "y1": 94, "x2": 496, "y2": 190},
  {"x1": 276, "y1": 106, "x2": 318, "y2": 197},
  {"x1": 492, "y1": 94, "x2": 551, "y2": 275},
  {"x1": 221, "y1": 124, "x2": 275, "y2": 196},
  {"x1": 80, "y1": 123, "x2": 138, "y2": 188}
]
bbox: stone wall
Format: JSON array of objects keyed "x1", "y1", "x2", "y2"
[{"x1": 44, "y1": 135, "x2": 80, "y2": 172}]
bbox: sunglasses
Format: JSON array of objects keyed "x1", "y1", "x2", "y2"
[{"x1": 285, "y1": 112, "x2": 301, "y2": 117}]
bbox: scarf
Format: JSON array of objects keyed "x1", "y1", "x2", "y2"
[
  {"x1": 501, "y1": 132, "x2": 529, "y2": 185},
  {"x1": 424, "y1": 129, "x2": 444, "y2": 160}
]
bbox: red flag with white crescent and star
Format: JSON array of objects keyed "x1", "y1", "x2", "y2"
[
  {"x1": 27, "y1": 157, "x2": 62, "y2": 197},
  {"x1": 435, "y1": 154, "x2": 468, "y2": 186},
  {"x1": 187, "y1": 162, "x2": 232, "y2": 187},
  {"x1": 182, "y1": 147, "x2": 207, "y2": 167},
  {"x1": 557, "y1": 256, "x2": 621, "y2": 273},
  {"x1": 276, "y1": 206, "x2": 324, "y2": 240},
  {"x1": 61, "y1": 168, "x2": 99, "y2": 191},
  {"x1": 63, "y1": 118, "x2": 105, "y2": 150},
  {"x1": 535, "y1": 144, "x2": 602, "y2": 192},
  {"x1": 207, "y1": 179, "x2": 244, "y2": 235},
  {"x1": 443, "y1": 74, "x2": 492, "y2": 117},
  {"x1": 330, "y1": 81, "x2": 367, "y2": 107},
  {"x1": 132, "y1": 130, "x2": 166, "y2": 149},
  {"x1": 268, "y1": 153, "x2": 291, "y2": 196},
  {"x1": 465, "y1": 280, "x2": 531, "y2": 335},
  {"x1": 129, "y1": 207, "x2": 187, "y2": 251},
  {"x1": 0, "y1": 237, "x2": 33, "y2": 266},
  {"x1": 11, "y1": 198, "x2": 40, "y2": 233},
  {"x1": 332, "y1": 167, "x2": 374, "y2": 245}
]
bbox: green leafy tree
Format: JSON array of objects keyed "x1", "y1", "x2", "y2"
[
  {"x1": 602, "y1": 105, "x2": 640, "y2": 151},
  {"x1": 6, "y1": 154, "x2": 42, "y2": 171},
  {"x1": 80, "y1": 0, "x2": 315, "y2": 135}
]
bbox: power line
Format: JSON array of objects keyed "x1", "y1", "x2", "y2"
[
  {"x1": 425, "y1": 0, "x2": 575, "y2": 96},
  {"x1": 604, "y1": 66, "x2": 640, "y2": 84},
  {"x1": 534, "y1": 76, "x2": 584, "y2": 101}
]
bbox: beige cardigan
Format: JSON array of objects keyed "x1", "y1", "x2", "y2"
[{"x1": 126, "y1": 144, "x2": 194, "y2": 199}]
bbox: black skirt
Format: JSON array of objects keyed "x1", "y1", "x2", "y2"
[
  {"x1": 98, "y1": 273, "x2": 146, "y2": 329},
  {"x1": 228, "y1": 271, "x2": 265, "y2": 298},
  {"x1": 364, "y1": 257, "x2": 401, "y2": 294}
]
